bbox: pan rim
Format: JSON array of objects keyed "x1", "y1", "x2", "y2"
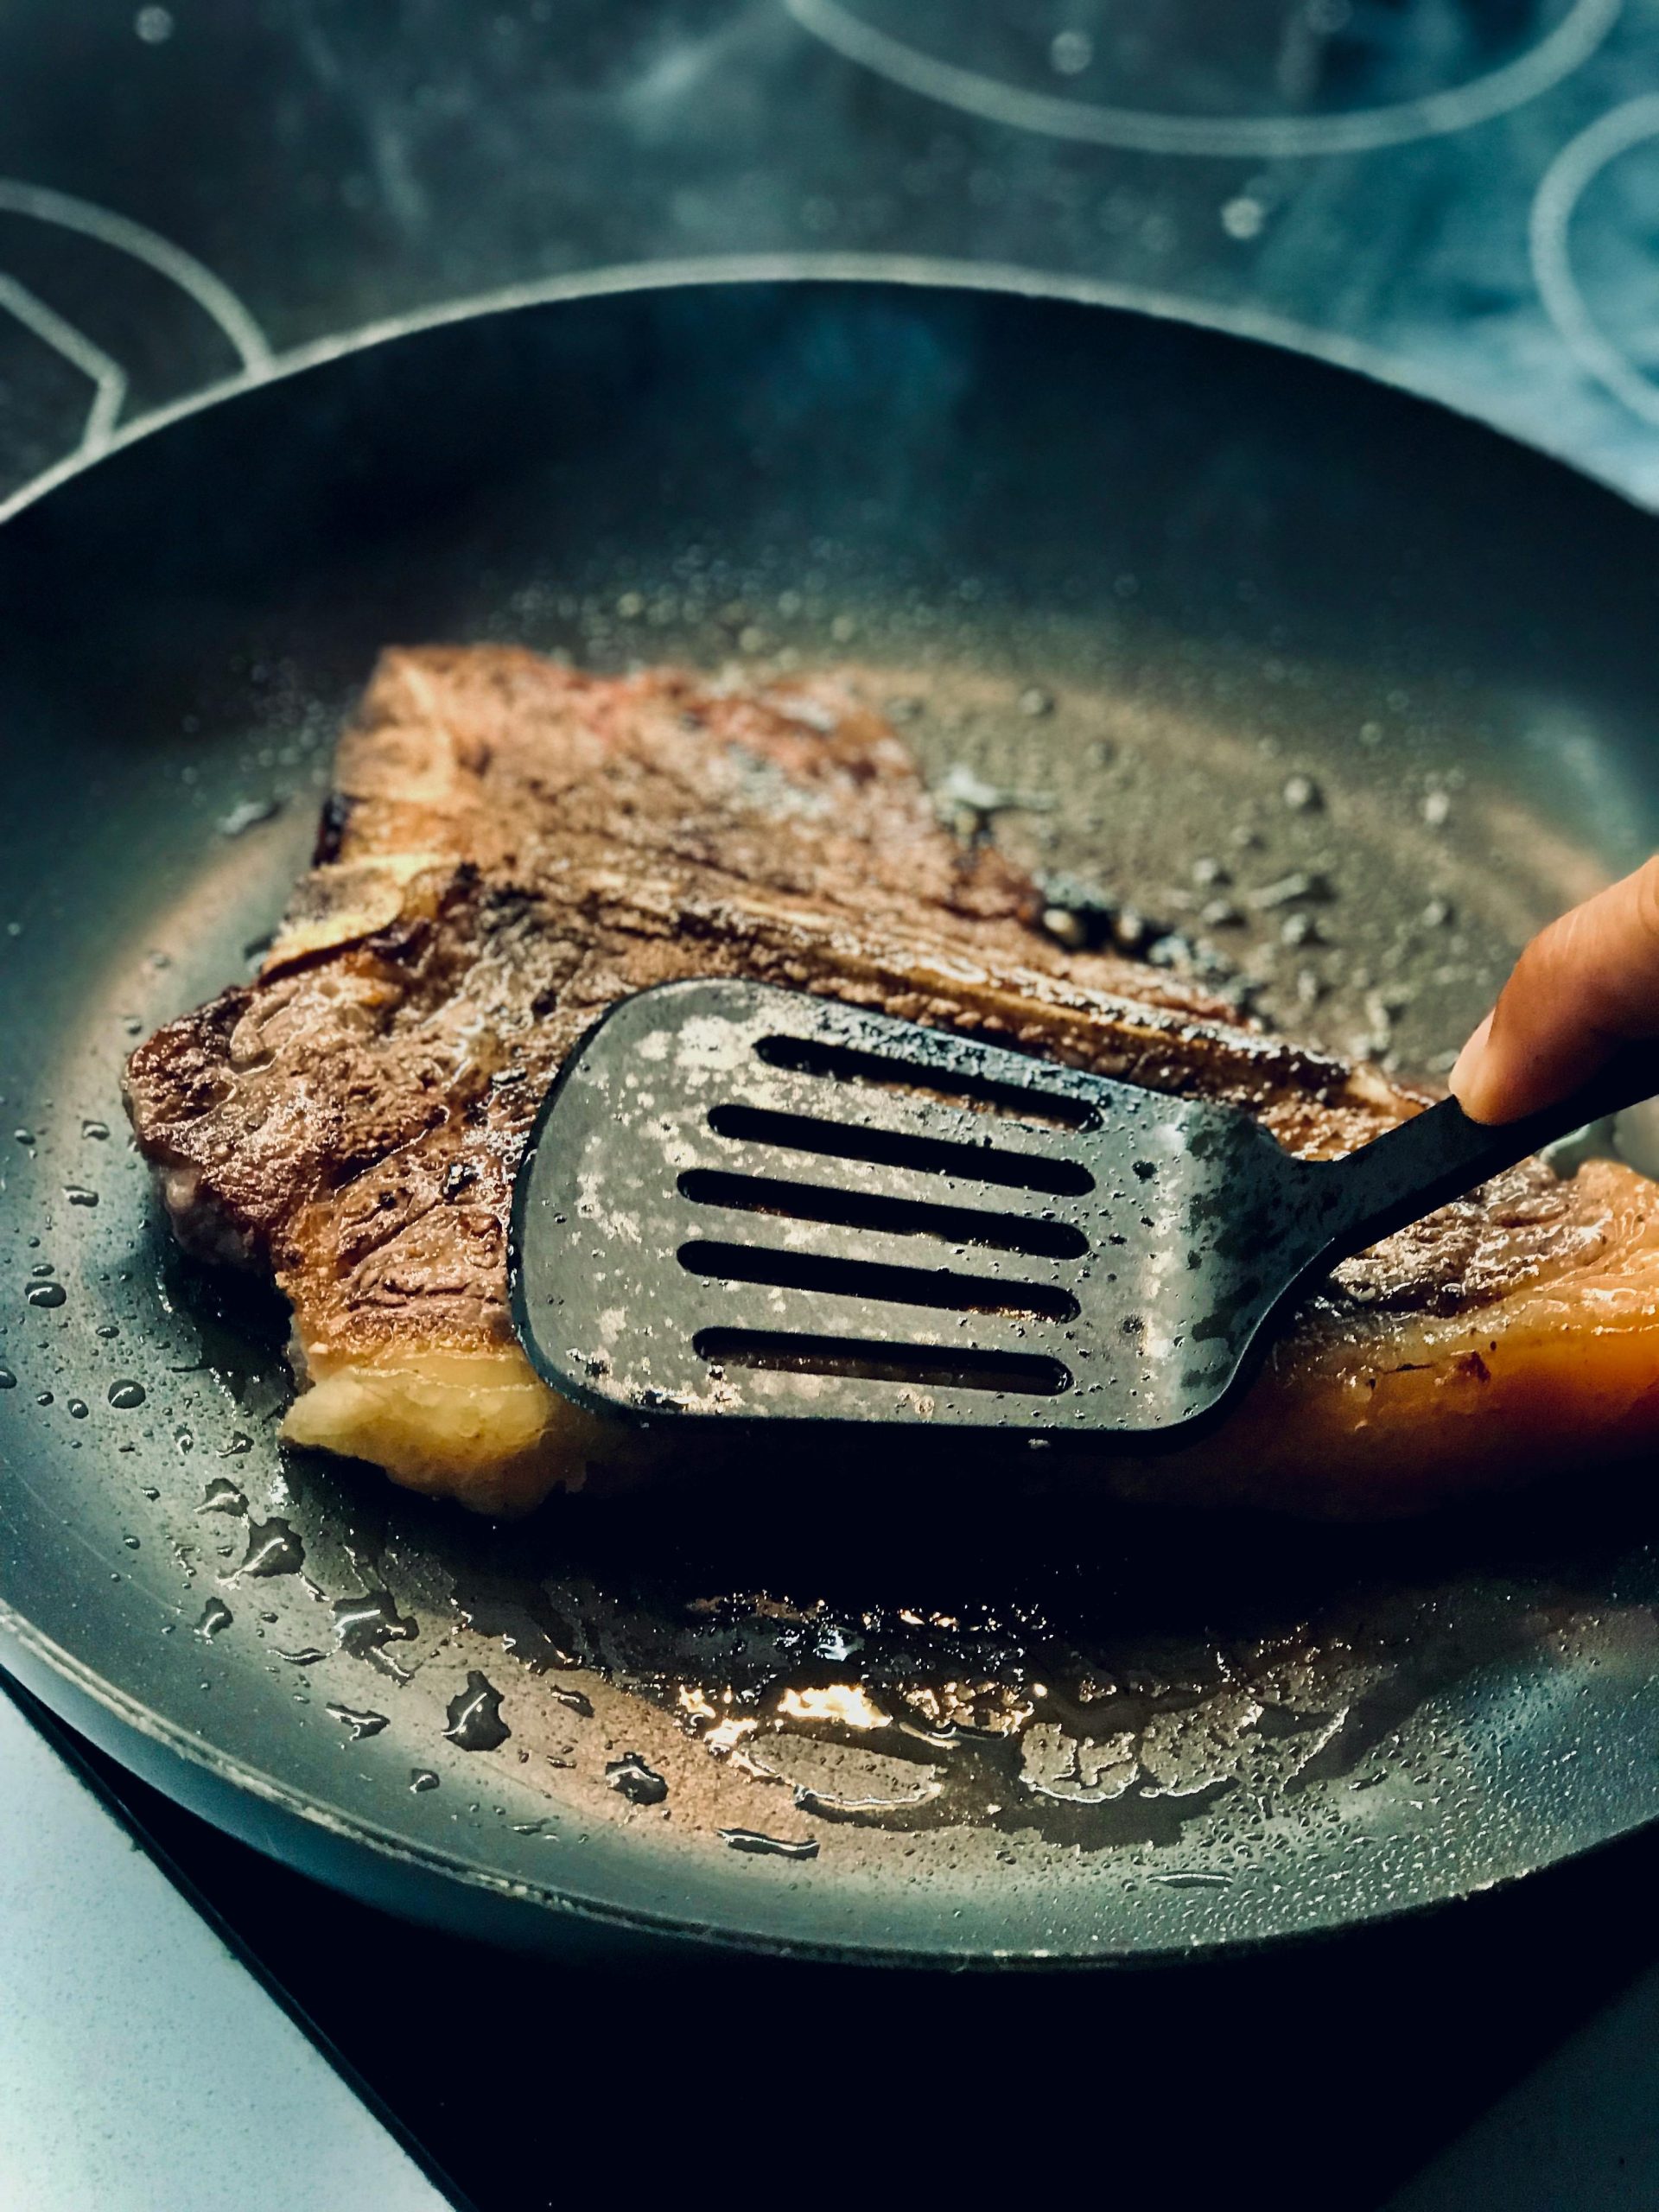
[
  {"x1": 2, "y1": 248, "x2": 1644, "y2": 534},
  {"x1": 7, "y1": 1592, "x2": 1628, "y2": 1970}
]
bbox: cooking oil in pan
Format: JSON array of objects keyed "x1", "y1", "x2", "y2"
[{"x1": 6, "y1": 577, "x2": 1658, "y2": 1955}]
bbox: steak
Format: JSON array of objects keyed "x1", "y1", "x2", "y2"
[{"x1": 124, "y1": 647, "x2": 1659, "y2": 1517}]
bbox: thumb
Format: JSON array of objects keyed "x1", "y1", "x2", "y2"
[{"x1": 1450, "y1": 857, "x2": 1659, "y2": 1124}]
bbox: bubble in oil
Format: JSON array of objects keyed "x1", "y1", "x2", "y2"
[
  {"x1": 444, "y1": 1672, "x2": 510, "y2": 1752},
  {"x1": 198, "y1": 1478, "x2": 246, "y2": 1515},
  {"x1": 108, "y1": 1380, "x2": 146, "y2": 1409},
  {"x1": 605, "y1": 1753, "x2": 669, "y2": 1807},
  {"x1": 720, "y1": 1828, "x2": 819, "y2": 1861},
  {"x1": 218, "y1": 797, "x2": 283, "y2": 838},
  {"x1": 0, "y1": 1368, "x2": 15, "y2": 1390},
  {"x1": 333, "y1": 1587, "x2": 416, "y2": 1666},
  {"x1": 64, "y1": 1187, "x2": 99, "y2": 1208},
  {"x1": 230, "y1": 1516, "x2": 304, "y2": 1580},
  {"x1": 328, "y1": 1705, "x2": 390, "y2": 1741},
  {"x1": 24, "y1": 1282, "x2": 66, "y2": 1309},
  {"x1": 194, "y1": 1598, "x2": 232, "y2": 1641},
  {"x1": 410, "y1": 1770, "x2": 440, "y2": 1793}
]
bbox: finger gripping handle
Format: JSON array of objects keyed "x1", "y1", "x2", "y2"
[{"x1": 1318, "y1": 1041, "x2": 1659, "y2": 1259}]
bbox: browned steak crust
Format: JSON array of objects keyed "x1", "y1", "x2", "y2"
[{"x1": 124, "y1": 648, "x2": 1659, "y2": 1518}]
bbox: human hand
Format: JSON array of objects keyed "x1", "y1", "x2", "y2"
[{"x1": 1450, "y1": 859, "x2": 1659, "y2": 1124}]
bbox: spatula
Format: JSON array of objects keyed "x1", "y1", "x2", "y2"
[{"x1": 508, "y1": 978, "x2": 1655, "y2": 1444}]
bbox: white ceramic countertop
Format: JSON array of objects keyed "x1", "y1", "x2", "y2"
[{"x1": 0, "y1": 1685, "x2": 454, "y2": 2212}]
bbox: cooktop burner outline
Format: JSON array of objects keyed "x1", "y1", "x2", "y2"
[
  {"x1": 783, "y1": 0, "x2": 1623, "y2": 158},
  {"x1": 0, "y1": 177, "x2": 270, "y2": 373},
  {"x1": 1531, "y1": 92, "x2": 1659, "y2": 433},
  {"x1": 0, "y1": 270, "x2": 125, "y2": 457}
]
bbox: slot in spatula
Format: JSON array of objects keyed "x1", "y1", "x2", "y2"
[{"x1": 508, "y1": 978, "x2": 1656, "y2": 1444}]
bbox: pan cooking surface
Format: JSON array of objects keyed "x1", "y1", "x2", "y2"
[{"x1": 3, "y1": 276, "x2": 1659, "y2": 1962}]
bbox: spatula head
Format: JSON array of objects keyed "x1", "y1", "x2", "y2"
[{"x1": 509, "y1": 980, "x2": 1323, "y2": 1441}]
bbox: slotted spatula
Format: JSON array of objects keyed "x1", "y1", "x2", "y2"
[{"x1": 508, "y1": 978, "x2": 1655, "y2": 1444}]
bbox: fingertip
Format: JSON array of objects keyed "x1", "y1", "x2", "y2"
[{"x1": 1447, "y1": 1010, "x2": 1497, "y2": 1121}]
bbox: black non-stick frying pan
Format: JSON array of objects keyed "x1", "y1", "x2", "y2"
[{"x1": 4, "y1": 264, "x2": 1659, "y2": 1967}]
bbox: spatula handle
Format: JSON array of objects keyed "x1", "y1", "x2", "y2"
[{"x1": 1319, "y1": 1042, "x2": 1659, "y2": 1258}]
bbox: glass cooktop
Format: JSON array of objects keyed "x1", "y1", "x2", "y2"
[{"x1": 3, "y1": 5, "x2": 1659, "y2": 2206}]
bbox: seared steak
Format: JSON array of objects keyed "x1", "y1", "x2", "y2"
[{"x1": 124, "y1": 647, "x2": 1659, "y2": 1517}]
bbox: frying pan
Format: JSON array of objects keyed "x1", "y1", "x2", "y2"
[{"x1": 4, "y1": 263, "x2": 1659, "y2": 1967}]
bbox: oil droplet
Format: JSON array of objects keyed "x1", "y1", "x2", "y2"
[
  {"x1": 95, "y1": 1324, "x2": 119, "y2": 1341},
  {"x1": 328, "y1": 1705, "x2": 390, "y2": 1741},
  {"x1": 67, "y1": 1400, "x2": 89, "y2": 1420},
  {"x1": 219, "y1": 1432, "x2": 252, "y2": 1457},
  {"x1": 198, "y1": 1477, "x2": 246, "y2": 1515},
  {"x1": 218, "y1": 796, "x2": 283, "y2": 838},
  {"x1": 605, "y1": 1753, "x2": 669, "y2": 1807},
  {"x1": 410, "y1": 1769, "x2": 440, "y2": 1793},
  {"x1": 108, "y1": 1380, "x2": 146, "y2": 1409},
  {"x1": 24, "y1": 1282, "x2": 66, "y2": 1309},
  {"x1": 0, "y1": 1367, "x2": 15, "y2": 1390},
  {"x1": 232, "y1": 1516, "x2": 304, "y2": 1580},
  {"x1": 276, "y1": 1647, "x2": 327, "y2": 1666},
  {"x1": 444, "y1": 1672, "x2": 510, "y2": 1752},
  {"x1": 122, "y1": 1534, "x2": 139, "y2": 1549},
  {"x1": 64, "y1": 1186, "x2": 99, "y2": 1208},
  {"x1": 332, "y1": 1588, "x2": 417, "y2": 1669},
  {"x1": 82, "y1": 1120, "x2": 111, "y2": 1141},
  {"x1": 194, "y1": 1598, "x2": 232, "y2": 1641},
  {"x1": 35, "y1": 1392, "x2": 53, "y2": 1407},
  {"x1": 719, "y1": 1828, "x2": 819, "y2": 1860}
]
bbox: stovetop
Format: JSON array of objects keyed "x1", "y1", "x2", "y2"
[
  {"x1": 3, "y1": 5, "x2": 1659, "y2": 2208},
  {"x1": 0, "y1": 0, "x2": 1657, "y2": 507}
]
